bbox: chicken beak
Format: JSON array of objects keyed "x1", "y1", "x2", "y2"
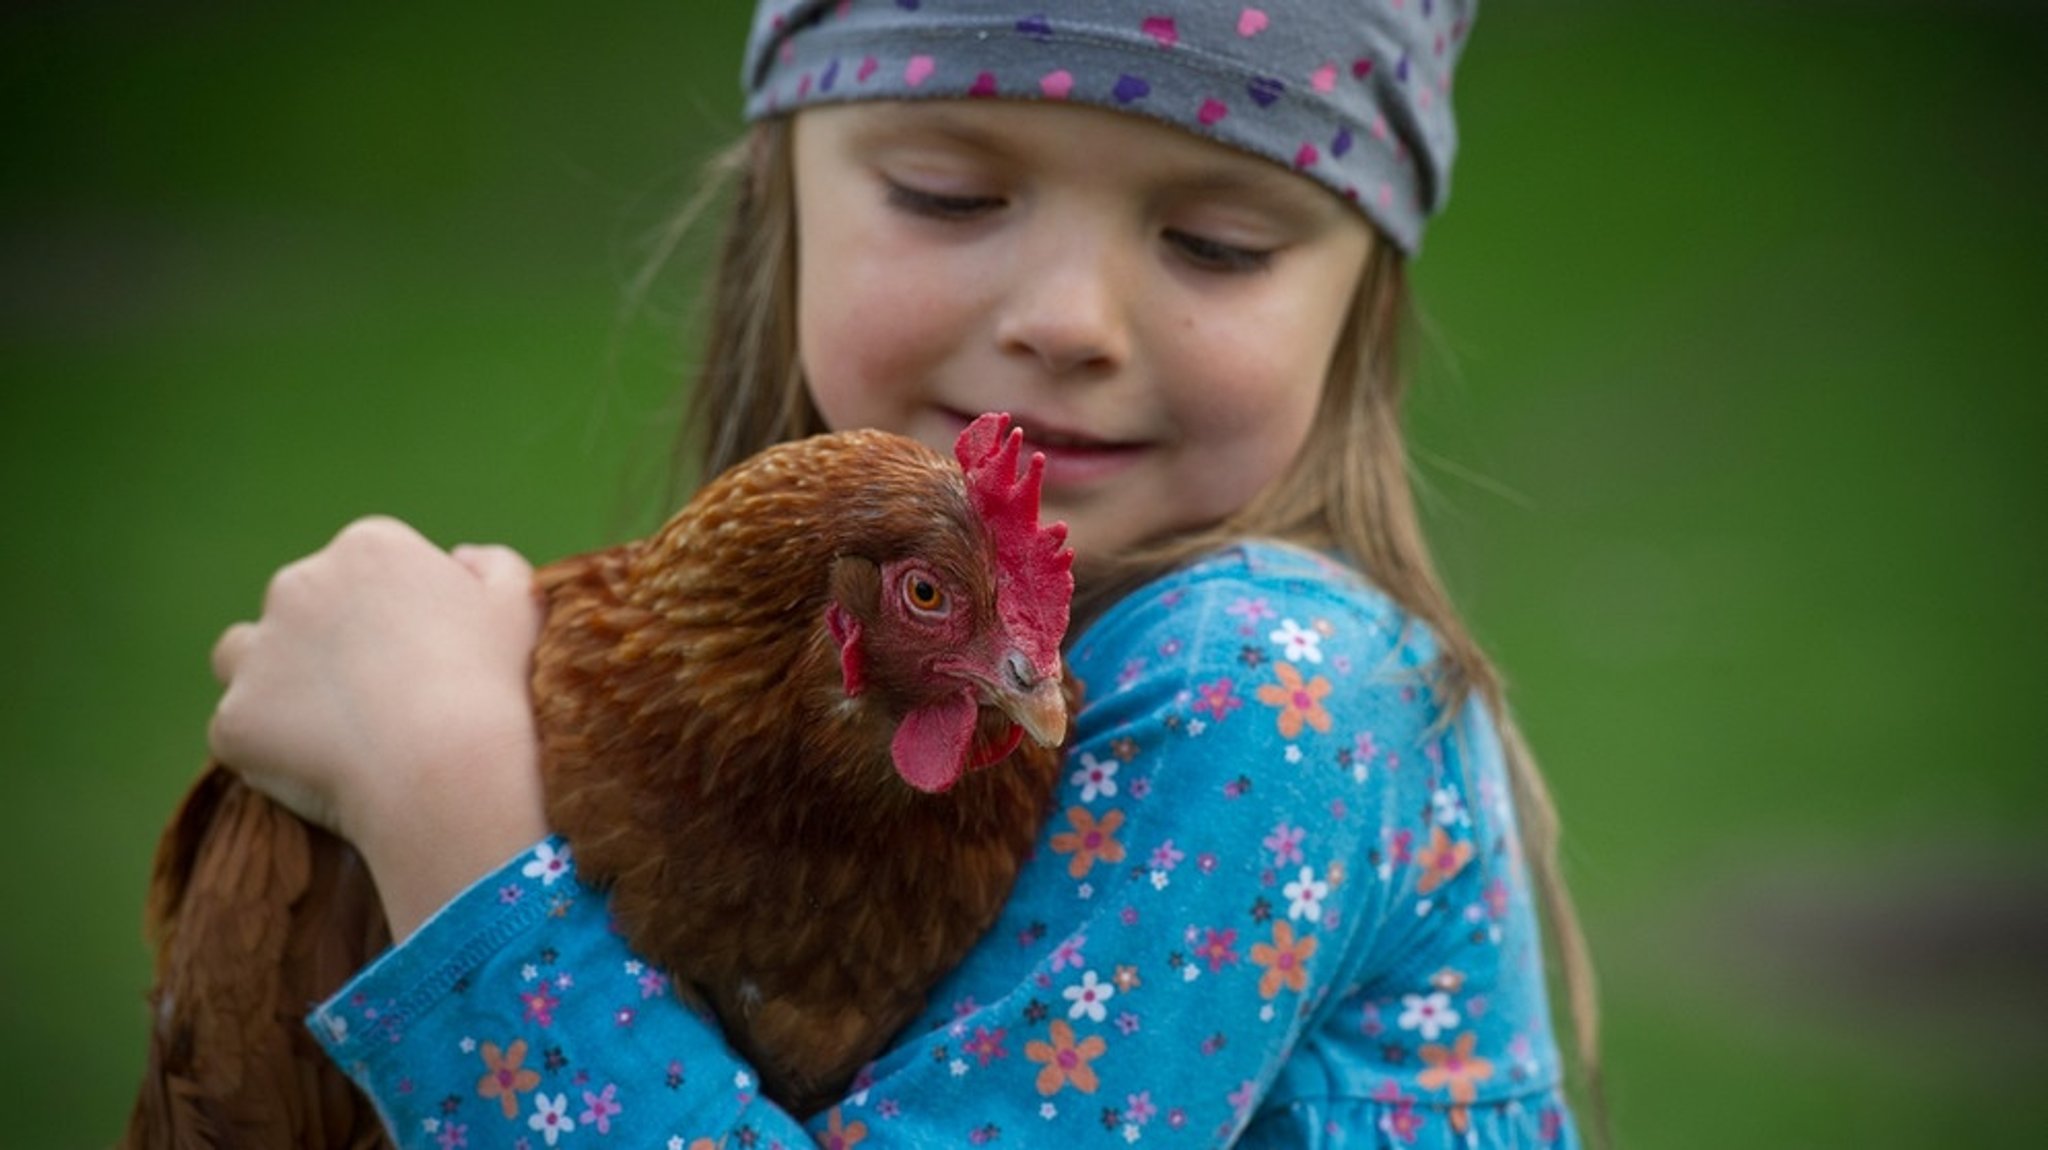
[{"x1": 995, "y1": 651, "x2": 1068, "y2": 748}]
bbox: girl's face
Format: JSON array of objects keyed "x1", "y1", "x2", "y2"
[{"x1": 792, "y1": 100, "x2": 1373, "y2": 561}]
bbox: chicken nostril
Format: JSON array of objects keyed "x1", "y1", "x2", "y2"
[{"x1": 1005, "y1": 651, "x2": 1039, "y2": 691}]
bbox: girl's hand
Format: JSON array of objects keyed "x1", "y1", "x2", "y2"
[{"x1": 207, "y1": 516, "x2": 548, "y2": 939}]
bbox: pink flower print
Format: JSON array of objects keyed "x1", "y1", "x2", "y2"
[
  {"x1": 1149, "y1": 839, "x2": 1184, "y2": 872},
  {"x1": 1484, "y1": 878, "x2": 1511, "y2": 920},
  {"x1": 1193, "y1": 677, "x2": 1243, "y2": 721},
  {"x1": 1263, "y1": 821, "x2": 1305, "y2": 866},
  {"x1": 638, "y1": 968, "x2": 668, "y2": 999},
  {"x1": 613, "y1": 1006, "x2": 637, "y2": 1028},
  {"x1": 1227, "y1": 595, "x2": 1277, "y2": 634},
  {"x1": 1381, "y1": 1100, "x2": 1423, "y2": 1144},
  {"x1": 1196, "y1": 927, "x2": 1240, "y2": 971},
  {"x1": 1386, "y1": 828, "x2": 1416, "y2": 866},
  {"x1": 1126, "y1": 1091, "x2": 1158, "y2": 1125},
  {"x1": 1117, "y1": 658, "x2": 1146, "y2": 690},
  {"x1": 520, "y1": 985, "x2": 559, "y2": 1028},
  {"x1": 1361, "y1": 1001, "x2": 1385, "y2": 1037},
  {"x1": 1049, "y1": 932, "x2": 1088, "y2": 972},
  {"x1": 436, "y1": 1122, "x2": 469, "y2": 1149},
  {"x1": 579, "y1": 1083, "x2": 623, "y2": 1134},
  {"x1": 963, "y1": 1025, "x2": 1009, "y2": 1066},
  {"x1": 1227, "y1": 1079, "x2": 1258, "y2": 1115},
  {"x1": 1115, "y1": 1010, "x2": 1142, "y2": 1036}
]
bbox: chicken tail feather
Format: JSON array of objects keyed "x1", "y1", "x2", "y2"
[{"x1": 124, "y1": 764, "x2": 393, "y2": 1149}]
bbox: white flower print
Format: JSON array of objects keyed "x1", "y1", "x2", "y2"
[
  {"x1": 1283, "y1": 866, "x2": 1330, "y2": 922},
  {"x1": 523, "y1": 842, "x2": 573, "y2": 886},
  {"x1": 1269, "y1": 619, "x2": 1324, "y2": 664},
  {"x1": 527, "y1": 1092, "x2": 575, "y2": 1145},
  {"x1": 1069, "y1": 753, "x2": 1119, "y2": 802},
  {"x1": 1432, "y1": 786, "x2": 1469, "y2": 828},
  {"x1": 1398, "y1": 991, "x2": 1460, "y2": 1040},
  {"x1": 1064, "y1": 970, "x2": 1116, "y2": 1022}
]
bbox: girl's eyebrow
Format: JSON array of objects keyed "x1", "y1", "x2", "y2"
[{"x1": 854, "y1": 104, "x2": 1017, "y2": 156}]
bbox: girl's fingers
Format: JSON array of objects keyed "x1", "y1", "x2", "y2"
[
  {"x1": 210, "y1": 622, "x2": 257, "y2": 685},
  {"x1": 451, "y1": 543, "x2": 539, "y2": 599}
]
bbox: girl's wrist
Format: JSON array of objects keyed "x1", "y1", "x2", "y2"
[{"x1": 354, "y1": 734, "x2": 549, "y2": 940}]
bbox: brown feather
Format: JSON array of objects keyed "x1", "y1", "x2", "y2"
[
  {"x1": 127, "y1": 423, "x2": 1068, "y2": 1138},
  {"x1": 125, "y1": 766, "x2": 391, "y2": 1149}
]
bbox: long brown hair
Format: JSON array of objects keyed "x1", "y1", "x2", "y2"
[{"x1": 664, "y1": 117, "x2": 1605, "y2": 1130}]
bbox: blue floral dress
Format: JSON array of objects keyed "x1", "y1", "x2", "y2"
[{"x1": 312, "y1": 541, "x2": 1579, "y2": 1148}]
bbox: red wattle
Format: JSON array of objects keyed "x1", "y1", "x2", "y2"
[{"x1": 891, "y1": 691, "x2": 978, "y2": 793}]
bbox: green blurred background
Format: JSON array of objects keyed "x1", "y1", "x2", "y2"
[{"x1": 5, "y1": 2, "x2": 2044, "y2": 1145}]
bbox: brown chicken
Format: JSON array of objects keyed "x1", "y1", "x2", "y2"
[{"x1": 128, "y1": 412, "x2": 1075, "y2": 1146}]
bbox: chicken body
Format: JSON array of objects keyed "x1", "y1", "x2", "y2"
[{"x1": 128, "y1": 415, "x2": 1073, "y2": 1144}]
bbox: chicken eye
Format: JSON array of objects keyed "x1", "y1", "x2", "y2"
[{"x1": 902, "y1": 571, "x2": 948, "y2": 615}]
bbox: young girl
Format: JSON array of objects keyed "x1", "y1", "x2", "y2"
[{"x1": 207, "y1": 2, "x2": 1600, "y2": 1146}]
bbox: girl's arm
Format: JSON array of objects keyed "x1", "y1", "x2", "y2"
[{"x1": 296, "y1": 542, "x2": 1573, "y2": 1148}]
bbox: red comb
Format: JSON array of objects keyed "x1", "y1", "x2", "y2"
[{"x1": 956, "y1": 413, "x2": 1075, "y2": 668}]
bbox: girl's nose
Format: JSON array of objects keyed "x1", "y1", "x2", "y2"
[{"x1": 994, "y1": 233, "x2": 1131, "y2": 378}]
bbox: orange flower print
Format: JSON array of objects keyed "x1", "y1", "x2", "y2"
[
  {"x1": 1255, "y1": 663, "x2": 1333, "y2": 738},
  {"x1": 1050, "y1": 806, "x2": 1127, "y2": 878},
  {"x1": 1250, "y1": 921, "x2": 1318, "y2": 999},
  {"x1": 1025, "y1": 1020, "x2": 1107, "y2": 1096},
  {"x1": 476, "y1": 1038, "x2": 541, "y2": 1119},
  {"x1": 820, "y1": 1107, "x2": 868, "y2": 1149},
  {"x1": 1414, "y1": 825, "x2": 1475, "y2": 895},
  {"x1": 1417, "y1": 1032, "x2": 1496, "y2": 1122}
]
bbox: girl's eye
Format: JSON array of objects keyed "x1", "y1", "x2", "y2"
[
  {"x1": 902, "y1": 571, "x2": 948, "y2": 615},
  {"x1": 885, "y1": 180, "x2": 1004, "y2": 221},
  {"x1": 1166, "y1": 229, "x2": 1274, "y2": 274}
]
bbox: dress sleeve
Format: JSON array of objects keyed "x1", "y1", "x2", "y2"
[{"x1": 312, "y1": 543, "x2": 1579, "y2": 1148}]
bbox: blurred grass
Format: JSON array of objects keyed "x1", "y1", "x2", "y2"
[{"x1": 4, "y1": 2, "x2": 2043, "y2": 1146}]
